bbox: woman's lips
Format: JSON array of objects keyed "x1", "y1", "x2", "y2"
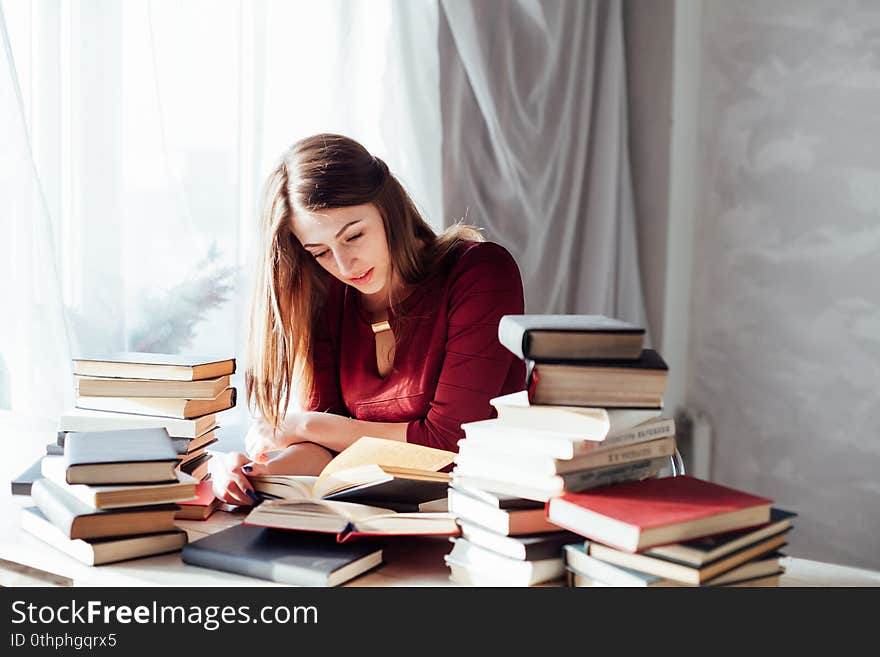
[{"x1": 349, "y1": 268, "x2": 374, "y2": 285}]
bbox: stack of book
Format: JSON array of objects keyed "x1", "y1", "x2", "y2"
[
  {"x1": 548, "y1": 475, "x2": 796, "y2": 587},
  {"x1": 20, "y1": 428, "x2": 198, "y2": 565},
  {"x1": 58, "y1": 353, "x2": 237, "y2": 518},
  {"x1": 182, "y1": 437, "x2": 459, "y2": 586},
  {"x1": 444, "y1": 315, "x2": 676, "y2": 586}
]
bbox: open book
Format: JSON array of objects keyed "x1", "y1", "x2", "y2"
[
  {"x1": 244, "y1": 436, "x2": 459, "y2": 542},
  {"x1": 244, "y1": 498, "x2": 459, "y2": 543},
  {"x1": 248, "y1": 436, "x2": 455, "y2": 512}
]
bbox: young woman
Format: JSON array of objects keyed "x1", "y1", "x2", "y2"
[{"x1": 213, "y1": 134, "x2": 525, "y2": 505}]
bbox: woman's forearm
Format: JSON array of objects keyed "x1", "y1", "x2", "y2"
[{"x1": 299, "y1": 412, "x2": 409, "y2": 452}]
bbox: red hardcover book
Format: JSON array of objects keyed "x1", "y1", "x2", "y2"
[
  {"x1": 174, "y1": 481, "x2": 219, "y2": 520},
  {"x1": 546, "y1": 476, "x2": 772, "y2": 553}
]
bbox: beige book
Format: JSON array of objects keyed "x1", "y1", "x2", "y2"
[
  {"x1": 75, "y1": 375, "x2": 230, "y2": 399},
  {"x1": 76, "y1": 387, "x2": 236, "y2": 420},
  {"x1": 72, "y1": 353, "x2": 234, "y2": 381}
]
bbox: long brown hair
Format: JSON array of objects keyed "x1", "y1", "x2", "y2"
[{"x1": 247, "y1": 133, "x2": 481, "y2": 430}]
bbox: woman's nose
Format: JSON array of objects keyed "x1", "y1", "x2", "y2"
[{"x1": 334, "y1": 251, "x2": 357, "y2": 277}]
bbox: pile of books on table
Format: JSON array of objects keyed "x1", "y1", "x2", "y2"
[
  {"x1": 11, "y1": 354, "x2": 237, "y2": 522},
  {"x1": 181, "y1": 437, "x2": 461, "y2": 587},
  {"x1": 445, "y1": 314, "x2": 677, "y2": 586},
  {"x1": 61, "y1": 353, "x2": 238, "y2": 518},
  {"x1": 549, "y1": 475, "x2": 796, "y2": 587},
  {"x1": 20, "y1": 428, "x2": 198, "y2": 565}
]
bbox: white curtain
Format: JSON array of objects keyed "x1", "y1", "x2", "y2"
[
  {"x1": 2, "y1": 0, "x2": 646, "y2": 448},
  {"x1": 439, "y1": 0, "x2": 649, "y2": 333},
  {"x1": 0, "y1": 0, "x2": 441, "y2": 441},
  {"x1": 0, "y1": 3, "x2": 72, "y2": 426}
]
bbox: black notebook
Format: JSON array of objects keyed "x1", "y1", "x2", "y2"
[
  {"x1": 182, "y1": 523, "x2": 383, "y2": 587},
  {"x1": 64, "y1": 428, "x2": 178, "y2": 484}
]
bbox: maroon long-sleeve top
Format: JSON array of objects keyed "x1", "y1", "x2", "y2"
[{"x1": 306, "y1": 240, "x2": 526, "y2": 452}]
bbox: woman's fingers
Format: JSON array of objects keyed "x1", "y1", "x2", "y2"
[
  {"x1": 225, "y1": 480, "x2": 255, "y2": 506},
  {"x1": 224, "y1": 471, "x2": 257, "y2": 505},
  {"x1": 242, "y1": 460, "x2": 268, "y2": 477},
  {"x1": 210, "y1": 456, "x2": 259, "y2": 505}
]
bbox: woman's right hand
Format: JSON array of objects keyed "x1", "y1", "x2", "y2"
[{"x1": 210, "y1": 451, "x2": 258, "y2": 506}]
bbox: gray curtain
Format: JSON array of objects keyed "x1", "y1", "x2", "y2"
[{"x1": 439, "y1": 0, "x2": 649, "y2": 336}]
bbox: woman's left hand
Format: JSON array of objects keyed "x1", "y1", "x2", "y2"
[{"x1": 244, "y1": 412, "x2": 312, "y2": 463}]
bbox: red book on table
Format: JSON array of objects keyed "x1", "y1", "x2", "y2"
[{"x1": 546, "y1": 475, "x2": 772, "y2": 553}]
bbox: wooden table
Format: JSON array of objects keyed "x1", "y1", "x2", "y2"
[{"x1": 3, "y1": 417, "x2": 879, "y2": 588}]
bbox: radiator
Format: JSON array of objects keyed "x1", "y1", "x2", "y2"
[{"x1": 673, "y1": 407, "x2": 713, "y2": 479}]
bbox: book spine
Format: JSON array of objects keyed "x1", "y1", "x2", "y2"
[
  {"x1": 598, "y1": 418, "x2": 676, "y2": 452},
  {"x1": 558, "y1": 437, "x2": 676, "y2": 473},
  {"x1": 560, "y1": 457, "x2": 668, "y2": 493}
]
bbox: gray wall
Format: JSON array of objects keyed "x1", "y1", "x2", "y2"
[
  {"x1": 623, "y1": 0, "x2": 674, "y2": 352},
  {"x1": 689, "y1": 0, "x2": 880, "y2": 570}
]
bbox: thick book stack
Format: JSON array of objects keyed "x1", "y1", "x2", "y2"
[
  {"x1": 19, "y1": 428, "x2": 198, "y2": 565},
  {"x1": 445, "y1": 315, "x2": 675, "y2": 586},
  {"x1": 547, "y1": 475, "x2": 796, "y2": 587},
  {"x1": 183, "y1": 438, "x2": 458, "y2": 586},
  {"x1": 57, "y1": 353, "x2": 238, "y2": 518}
]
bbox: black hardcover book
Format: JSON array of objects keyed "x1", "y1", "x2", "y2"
[
  {"x1": 64, "y1": 428, "x2": 178, "y2": 484},
  {"x1": 644, "y1": 509, "x2": 798, "y2": 567},
  {"x1": 323, "y1": 477, "x2": 450, "y2": 512},
  {"x1": 498, "y1": 314, "x2": 646, "y2": 361},
  {"x1": 179, "y1": 452, "x2": 210, "y2": 476},
  {"x1": 182, "y1": 523, "x2": 383, "y2": 586}
]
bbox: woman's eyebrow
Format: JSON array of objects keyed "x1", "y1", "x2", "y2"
[{"x1": 302, "y1": 220, "x2": 362, "y2": 248}]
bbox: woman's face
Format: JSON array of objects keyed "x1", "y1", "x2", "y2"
[{"x1": 291, "y1": 202, "x2": 393, "y2": 301}]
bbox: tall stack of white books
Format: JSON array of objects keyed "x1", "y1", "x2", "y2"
[{"x1": 445, "y1": 315, "x2": 676, "y2": 586}]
